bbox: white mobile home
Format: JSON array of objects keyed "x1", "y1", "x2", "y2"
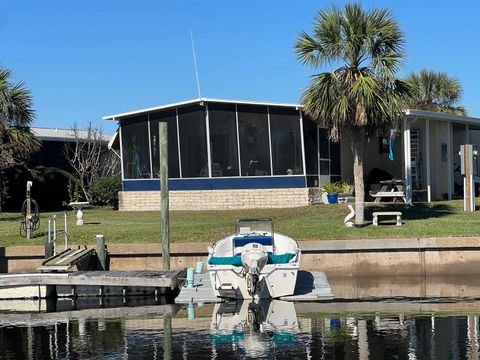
[{"x1": 105, "y1": 99, "x2": 480, "y2": 210}]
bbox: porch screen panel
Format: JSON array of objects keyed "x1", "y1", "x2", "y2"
[
  {"x1": 208, "y1": 103, "x2": 239, "y2": 177},
  {"x1": 318, "y1": 128, "x2": 331, "y2": 184},
  {"x1": 178, "y1": 105, "x2": 208, "y2": 178},
  {"x1": 303, "y1": 117, "x2": 319, "y2": 187},
  {"x1": 150, "y1": 109, "x2": 180, "y2": 178},
  {"x1": 270, "y1": 107, "x2": 303, "y2": 175},
  {"x1": 319, "y1": 128, "x2": 330, "y2": 159},
  {"x1": 121, "y1": 115, "x2": 151, "y2": 179},
  {"x1": 237, "y1": 105, "x2": 271, "y2": 176},
  {"x1": 330, "y1": 141, "x2": 341, "y2": 176}
]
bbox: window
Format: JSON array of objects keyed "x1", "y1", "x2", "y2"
[
  {"x1": 149, "y1": 109, "x2": 180, "y2": 178},
  {"x1": 208, "y1": 103, "x2": 239, "y2": 177},
  {"x1": 270, "y1": 107, "x2": 303, "y2": 175},
  {"x1": 121, "y1": 115, "x2": 151, "y2": 179},
  {"x1": 237, "y1": 105, "x2": 271, "y2": 176},
  {"x1": 178, "y1": 105, "x2": 208, "y2": 177}
]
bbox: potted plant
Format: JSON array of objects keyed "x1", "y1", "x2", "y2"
[{"x1": 322, "y1": 182, "x2": 340, "y2": 204}]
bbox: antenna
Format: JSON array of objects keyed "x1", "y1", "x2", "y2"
[{"x1": 190, "y1": 31, "x2": 202, "y2": 98}]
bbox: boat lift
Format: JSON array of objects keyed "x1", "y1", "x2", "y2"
[{"x1": 38, "y1": 211, "x2": 95, "y2": 272}]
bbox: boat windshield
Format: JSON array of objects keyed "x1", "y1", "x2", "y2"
[{"x1": 235, "y1": 219, "x2": 273, "y2": 236}]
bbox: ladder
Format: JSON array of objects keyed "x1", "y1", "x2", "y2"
[{"x1": 410, "y1": 129, "x2": 422, "y2": 190}]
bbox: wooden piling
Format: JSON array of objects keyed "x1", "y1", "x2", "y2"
[
  {"x1": 44, "y1": 230, "x2": 56, "y2": 298},
  {"x1": 163, "y1": 313, "x2": 172, "y2": 360},
  {"x1": 159, "y1": 122, "x2": 170, "y2": 270},
  {"x1": 96, "y1": 234, "x2": 107, "y2": 270}
]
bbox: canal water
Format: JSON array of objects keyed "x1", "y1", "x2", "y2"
[{"x1": 1, "y1": 296, "x2": 480, "y2": 359}]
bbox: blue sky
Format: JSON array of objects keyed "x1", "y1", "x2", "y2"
[{"x1": 1, "y1": 1, "x2": 479, "y2": 134}]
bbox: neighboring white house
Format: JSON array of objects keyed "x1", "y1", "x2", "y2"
[{"x1": 339, "y1": 110, "x2": 480, "y2": 204}]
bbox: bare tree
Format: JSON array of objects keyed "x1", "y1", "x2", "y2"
[{"x1": 63, "y1": 122, "x2": 120, "y2": 202}]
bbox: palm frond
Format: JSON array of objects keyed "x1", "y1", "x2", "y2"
[{"x1": 406, "y1": 69, "x2": 465, "y2": 114}]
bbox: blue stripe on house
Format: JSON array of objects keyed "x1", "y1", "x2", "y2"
[{"x1": 122, "y1": 176, "x2": 306, "y2": 191}]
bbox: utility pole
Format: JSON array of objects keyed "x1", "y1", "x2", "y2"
[{"x1": 160, "y1": 122, "x2": 170, "y2": 269}]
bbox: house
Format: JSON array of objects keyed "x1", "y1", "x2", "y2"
[
  {"x1": 3, "y1": 127, "x2": 110, "y2": 210},
  {"x1": 104, "y1": 98, "x2": 480, "y2": 210}
]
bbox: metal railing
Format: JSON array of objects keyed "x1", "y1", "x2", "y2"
[{"x1": 47, "y1": 212, "x2": 68, "y2": 256}]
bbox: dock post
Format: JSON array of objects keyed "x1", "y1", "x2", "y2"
[
  {"x1": 163, "y1": 313, "x2": 172, "y2": 360},
  {"x1": 44, "y1": 233, "x2": 57, "y2": 298},
  {"x1": 96, "y1": 234, "x2": 107, "y2": 270},
  {"x1": 159, "y1": 122, "x2": 170, "y2": 270},
  {"x1": 44, "y1": 235, "x2": 54, "y2": 260}
]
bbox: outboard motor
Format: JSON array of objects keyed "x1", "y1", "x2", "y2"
[{"x1": 241, "y1": 243, "x2": 268, "y2": 296}]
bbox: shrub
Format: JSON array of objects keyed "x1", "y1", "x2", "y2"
[
  {"x1": 3, "y1": 166, "x2": 74, "y2": 211},
  {"x1": 68, "y1": 177, "x2": 84, "y2": 203},
  {"x1": 322, "y1": 181, "x2": 354, "y2": 194},
  {"x1": 90, "y1": 176, "x2": 122, "y2": 208},
  {"x1": 337, "y1": 181, "x2": 354, "y2": 194},
  {"x1": 322, "y1": 182, "x2": 339, "y2": 194}
]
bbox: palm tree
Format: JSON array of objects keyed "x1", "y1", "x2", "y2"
[
  {"x1": 0, "y1": 67, "x2": 39, "y2": 210},
  {"x1": 406, "y1": 69, "x2": 466, "y2": 115},
  {"x1": 295, "y1": 3, "x2": 410, "y2": 225}
]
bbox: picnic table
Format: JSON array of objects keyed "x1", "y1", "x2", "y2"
[{"x1": 370, "y1": 179, "x2": 407, "y2": 203}]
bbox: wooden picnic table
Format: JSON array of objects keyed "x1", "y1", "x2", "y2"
[{"x1": 371, "y1": 179, "x2": 407, "y2": 203}]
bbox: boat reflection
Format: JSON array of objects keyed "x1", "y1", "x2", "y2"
[{"x1": 210, "y1": 300, "x2": 299, "y2": 357}]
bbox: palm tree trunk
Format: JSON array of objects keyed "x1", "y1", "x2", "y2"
[{"x1": 351, "y1": 127, "x2": 365, "y2": 225}]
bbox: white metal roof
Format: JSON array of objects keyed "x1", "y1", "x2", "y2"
[
  {"x1": 102, "y1": 97, "x2": 480, "y2": 126},
  {"x1": 102, "y1": 97, "x2": 303, "y2": 120},
  {"x1": 405, "y1": 109, "x2": 480, "y2": 126},
  {"x1": 32, "y1": 127, "x2": 110, "y2": 142}
]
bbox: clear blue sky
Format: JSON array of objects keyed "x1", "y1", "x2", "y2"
[{"x1": 1, "y1": 0, "x2": 479, "y2": 134}]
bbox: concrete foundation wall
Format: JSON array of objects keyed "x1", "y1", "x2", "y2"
[
  {"x1": 119, "y1": 188, "x2": 310, "y2": 211},
  {"x1": 4, "y1": 237, "x2": 480, "y2": 277}
]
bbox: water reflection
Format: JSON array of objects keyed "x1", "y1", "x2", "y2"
[
  {"x1": 1, "y1": 298, "x2": 480, "y2": 359},
  {"x1": 210, "y1": 300, "x2": 300, "y2": 358}
]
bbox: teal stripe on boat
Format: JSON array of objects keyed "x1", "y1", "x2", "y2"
[
  {"x1": 208, "y1": 253, "x2": 296, "y2": 266},
  {"x1": 268, "y1": 253, "x2": 296, "y2": 264},
  {"x1": 208, "y1": 256, "x2": 243, "y2": 266}
]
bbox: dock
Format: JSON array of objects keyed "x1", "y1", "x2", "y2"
[
  {"x1": 175, "y1": 270, "x2": 334, "y2": 303},
  {"x1": 0, "y1": 270, "x2": 185, "y2": 299}
]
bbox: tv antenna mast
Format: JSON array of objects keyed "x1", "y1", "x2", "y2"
[{"x1": 190, "y1": 31, "x2": 202, "y2": 98}]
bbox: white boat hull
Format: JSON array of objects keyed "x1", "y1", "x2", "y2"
[
  {"x1": 207, "y1": 221, "x2": 301, "y2": 300},
  {"x1": 209, "y1": 265, "x2": 298, "y2": 299}
]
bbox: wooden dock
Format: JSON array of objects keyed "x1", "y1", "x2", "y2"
[
  {"x1": 175, "y1": 270, "x2": 334, "y2": 303},
  {"x1": 0, "y1": 270, "x2": 185, "y2": 299}
]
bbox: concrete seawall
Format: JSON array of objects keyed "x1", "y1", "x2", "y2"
[{"x1": 2, "y1": 237, "x2": 480, "y2": 277}]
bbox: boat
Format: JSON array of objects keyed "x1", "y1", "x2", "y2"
[{"x1": 207, "y1": 219, "x2": 301, "y2": 299}]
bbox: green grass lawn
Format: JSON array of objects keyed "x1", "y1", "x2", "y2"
[{"x1": 0, "y1": 200, "x2": 479, "y2": 247}]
